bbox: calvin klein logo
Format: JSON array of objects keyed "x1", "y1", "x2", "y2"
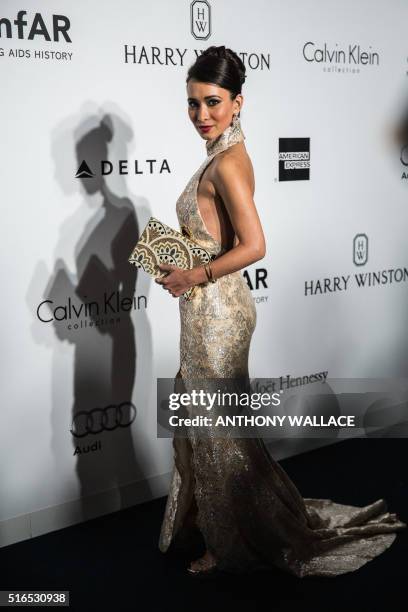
[
  {"x1": 0, "y1": 10, "x2": 71, "y2": 42},
  {"x1": 279, "y1": 138, "x2": 310, "y2": 181},
  {"x1": 37, "y1": 293, "x2": 147, "y2": 325},
  {"x1": 75, "y1": 158, "x2": 171, "y2": 177},
  {"x1": 353, "y1": 234, "x2": 368, "y2": 266},
  {"x1": 302, "y1": 42, "x2": 379, "y2": 66},
  {"x1": 191, "y1": 0, "x2": 211, "y2": 40}
]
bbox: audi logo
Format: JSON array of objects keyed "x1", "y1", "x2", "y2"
[
  {"x1": 401, "y1": 144, "x2": 408, "y2": 166},
  {"x1": 70, "y1": 402, "x2": 137, "y2": 438}
]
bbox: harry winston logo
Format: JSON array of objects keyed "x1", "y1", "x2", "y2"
[
  {"x1": 191, "y1": 0, "x2": 211, "y2": 40},
  {"x1": 353, "y1": 233, "x2": 368, "y2": 266}
]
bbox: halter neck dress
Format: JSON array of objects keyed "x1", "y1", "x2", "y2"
[{"x1": 158, "y1": 118, "x2": 406, "y2": 576}]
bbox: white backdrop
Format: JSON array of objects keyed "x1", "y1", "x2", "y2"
[{"x1": 1, "y1": 0, "x2": 408, "y2": 548}]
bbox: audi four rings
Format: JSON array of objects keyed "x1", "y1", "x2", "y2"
[{"x1": 70, "y1": 403, "x2": 137, "y2": 437}]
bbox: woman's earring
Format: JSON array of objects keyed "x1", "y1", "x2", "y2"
[{"x1": 231, "y1": 113, "x2": 239, "y2": 126}]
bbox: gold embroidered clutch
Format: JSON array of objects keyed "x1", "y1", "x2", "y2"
[{"x1": 128, "y1": 217, "x2": 215, "y2": 300}]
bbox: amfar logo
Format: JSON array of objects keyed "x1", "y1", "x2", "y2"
[
  {"x1": 279, "y1": 138, "x2": 310, "y2": 181},
  {"x1": 0, "y1": 10, "x2": 71, "y2": 42},
  {"x1": 243, "y1": 268, "x2": 268, "y2": 290},
  {"x1": 243, "y1": 267, "x2": 269, "y2": 304},
  {"x1": 302, "y1": 42, "x2": 379, "y2": 67},
  {"x1": 75, "y1": 158, "x2": 171, "y2": 177},
  {"x1": 353, "y1": 233, "x2": 368, "y2": 266},
  {"x1": 191, "y1": 0, "x2": 211, "y2": 40}
]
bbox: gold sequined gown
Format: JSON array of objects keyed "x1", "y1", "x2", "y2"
[{"x1": 158, "y1": 118, "x2": 406, "y2": 576}]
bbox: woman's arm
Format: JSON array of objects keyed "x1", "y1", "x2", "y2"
[
  {"x1": 197, "y1": 154, "x2": 265, "y2": 278},
  {"x1": 156, "y1": 154, "x2": 266, "y2": 297}
]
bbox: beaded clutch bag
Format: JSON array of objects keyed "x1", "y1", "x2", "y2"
[{"x1": 128, "y1": 217, "x2": 215, "y2": 300}]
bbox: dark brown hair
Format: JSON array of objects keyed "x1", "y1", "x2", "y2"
[{"x1": 186, "y1": 45, "x2": 246, "y2": 105}]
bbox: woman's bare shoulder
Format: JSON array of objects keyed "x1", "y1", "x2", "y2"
[{"x1": 212, "y1": 144, "x2": 255, "y2": 192}]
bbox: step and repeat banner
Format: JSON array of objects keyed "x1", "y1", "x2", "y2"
[{"x1": 1, "y1": 0, "x2": 408, "y2": 547}]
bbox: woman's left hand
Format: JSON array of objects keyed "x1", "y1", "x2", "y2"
[{"x1": 155, "y1": 264, "x2": 193, "y2": 298}]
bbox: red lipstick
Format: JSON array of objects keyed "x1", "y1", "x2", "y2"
[{"x1": 198, "y1": 125, "x2": 214, "y2": 133}]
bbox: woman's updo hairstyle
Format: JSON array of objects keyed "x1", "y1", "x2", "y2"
[{"x1": 186, "y1": 45, "x2": 246, "y2": 108}]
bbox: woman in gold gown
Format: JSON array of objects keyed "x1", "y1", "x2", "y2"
[{"x1": 155, "y1": 46, "x2": 406, "y2": 576}]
